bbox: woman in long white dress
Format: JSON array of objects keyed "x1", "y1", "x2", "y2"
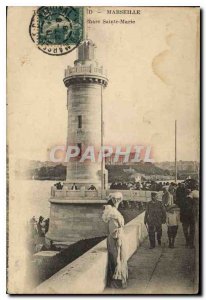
[{"x1": 102, "y1": 192, "x2": 128, "y2": 288}]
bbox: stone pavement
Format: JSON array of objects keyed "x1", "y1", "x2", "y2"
[{"x1": 104, "y1": 224, "x2": 198, "y2": 294}]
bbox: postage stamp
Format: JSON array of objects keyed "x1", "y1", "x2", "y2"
[{"x1": 29, "y1": 6, "x2": 84, "y2": 56}]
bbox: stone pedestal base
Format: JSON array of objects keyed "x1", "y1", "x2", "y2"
[
  {"x1": 64, "y1": 169, "x2": 108, "y2": 190},
  {"x1": 46, "y1": 199, "x2": 108, "y2": 244}
]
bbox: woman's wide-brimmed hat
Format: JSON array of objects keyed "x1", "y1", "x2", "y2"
[{"x1": 108, "y1": 192, "x2": 123, "y2": 205}]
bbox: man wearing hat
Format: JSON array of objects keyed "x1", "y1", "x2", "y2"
[
  {"x1": 180, "y1": 189, "x2": 197, "y2": 248},
  {"x1": 144, "y1": 192, "x2": 166, "y2": 249}
]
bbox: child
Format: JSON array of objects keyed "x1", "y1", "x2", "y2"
[{"x1": 166, "y1": 205, "x2": 180, "y2": 248}]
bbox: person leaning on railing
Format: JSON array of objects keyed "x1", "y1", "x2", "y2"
[{"x1": 88, "y1": 184, "x2": 97, "y2": 191}]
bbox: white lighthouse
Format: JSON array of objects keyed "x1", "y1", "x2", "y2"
[
  {"x1": 63, "y1": 39, "x2": 108, "y2": 190},
  {"x1": 47, "y1": 40, "x2": 109, "y2": 244}
]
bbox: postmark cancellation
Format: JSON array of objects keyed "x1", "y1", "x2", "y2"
[{"x1": 29, "y1": 6, "x2": 84, "y2": 56}]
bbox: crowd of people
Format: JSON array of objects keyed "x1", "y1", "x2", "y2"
[
  {"x1": 102, "y1": 180, "x2": 199, "y2": 288},
  {"x1": 144, "y1": 179, "x2": 199, "y2": 249},
  {"x1": 28, "y1": 216, "x2": 57, "y2": 254},
  {"x1": 54, "y1": 179, "x2": 196, "y2": 194},
  {"x1": 29, "y1": 215, "x2": 50, "y2": 238},
  {"x1": 110, "y1": 180, "x2": 174, "y2": 191},
  {"x1": 109, "y1": 179, "x2": 195, "y2": 193}
]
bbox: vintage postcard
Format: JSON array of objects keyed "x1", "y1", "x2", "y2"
[{"x1": 7, "y1": 6, "x2": 200, "y2": 294}]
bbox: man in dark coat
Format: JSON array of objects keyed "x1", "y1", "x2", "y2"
[
  {"x1": 144, "y1": 192, "x2": 166, "y2": 249},
  {"x1": 175, "y1": 183, "x2": 186, "y2": 207},
  {"x1": 180, "y1": 189, "x2": 196, "y2": 248}
]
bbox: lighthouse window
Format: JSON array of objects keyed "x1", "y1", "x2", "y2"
[
  {"x1": 77, "y1": 143, "x2": 82, "y2": 156},
  {"x1": 78, "y1": 115, "x2": 82, "y2": 129}
]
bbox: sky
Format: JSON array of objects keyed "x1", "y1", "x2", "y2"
[{"x1": 7, "y1": 6, "x2": 200, "y2": 163}]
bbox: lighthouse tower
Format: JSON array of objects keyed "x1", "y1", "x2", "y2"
[
  {"x1": 63, "y1": 39, "x2": 108, "y2": 189},
  {"x1": 46, "y1": 40, "x2": 109, "y2": 244}
]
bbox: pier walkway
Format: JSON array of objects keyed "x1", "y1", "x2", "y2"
[{"x1": 104, "y1": 224, "x2": 198, "y2": 294}]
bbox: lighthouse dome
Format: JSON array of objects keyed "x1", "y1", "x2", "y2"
[{"x1": 76, "y1": 39, "x2": 97, "y2": 63}]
